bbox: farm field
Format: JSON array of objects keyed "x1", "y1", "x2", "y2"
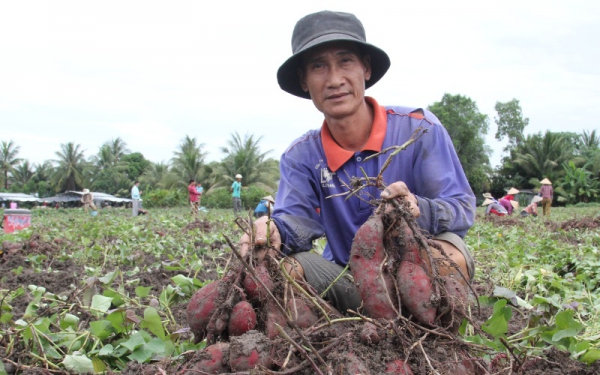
[{"x1": 1, "y1": 206, "x2": 599, "y2": 374}]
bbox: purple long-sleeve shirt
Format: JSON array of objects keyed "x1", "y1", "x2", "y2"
[{"x1": 271, "y1": 97, "x2": 475, "y2": 267}]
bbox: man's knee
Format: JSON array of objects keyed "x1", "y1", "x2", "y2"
[
  {"x1": 431, "y1": 239, "x2": 471, "y2": 284},
  {"x1": 282, "y1": 257, "x2": 305, "y2": 281}
]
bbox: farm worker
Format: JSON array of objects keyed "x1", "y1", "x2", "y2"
[
  {"x1": 538, "y1": 178, "x2": 553, "y2": 216},
  {"x1": 231, "y1": 174, "x2": 243, "y2": 215},
  {"x1": 188, "y1": 179, "x2": 201, "y2": 219},
  {"x1": 239, "y1": 10, "x2": 476, "y2": 314},
  {"x1": 482, "y1": 192, "x2": 498, "y2": 203},
  {"x1": 195, "y1": 182, "x2": 204, "y2": 205},
  {"x1": 482, "y1": 198, "x2": 508, "y2": 216},
  {"x1": 81, "y1": 189, "x2": 97, "y2": 213},
  {"x1": 498, "y1": 187, "x2": 519, "y2": 215},
  {"x1": 254, "y1": 195, "x2": 275, "y2": 218},
  {"x1": 521, "y1": 196, "x2": 542, "y2": 217},
  {"x1": 131, "y1": 181, "x2": 141, "y2": 217}
]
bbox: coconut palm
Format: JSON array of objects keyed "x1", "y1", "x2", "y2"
[
  {"x1": 215, "y1": 132, "x2": 279, "y2": 191},
  {"x1": 0, "y1": 140, "x2": 22, "y2": 189},
  {"x1": 140, "y1": 161, "x2": 173, "y2": 190},
  {"x1": 12, "y1": 160, "x2": 35, "y2": 188},
  {"x1": 107, "y1": 137, "x2": 130, "y2": 165},
  {"x1": 171, "y1": 135, "x2": 207, "y2": 185},
  {"x1": 52, "y1": 142, "x2": 87, "y2": 192}
]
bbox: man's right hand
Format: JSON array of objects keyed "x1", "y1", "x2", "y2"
[{"x1": 239, "y1": 216, "x2": 281, "y2": 259}]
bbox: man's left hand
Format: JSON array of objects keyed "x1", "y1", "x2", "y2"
[{"x1": 380, "y1": 181, "x2": 420, "y2": 217}]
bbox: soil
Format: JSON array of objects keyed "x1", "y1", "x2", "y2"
[{"x1": 3, "y1": 213, "x2": 600, "y2": 375}]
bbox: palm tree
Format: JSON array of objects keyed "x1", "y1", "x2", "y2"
[
  {"x1": 171, "y1": 135, "x2": 207, "y2": 184},
  {"x1": 0, "y1": 140, "x2": 22, "y2": 189},
  {"x1": 107, "y1": 137, "x2": 130, "y2": 166},
  {"x1": 52, "y1": 142, "x2": 87, "y2": 192},
  {"x1": 512, "y1": 131, "x2": 583, "y2": 184},
  {"x1": 12, "y1": 160, "x2": 35, "y2": 188},
  {"x1": 215, "y1": 132, "x2": 279, "y2": 191},
  {"x1": 140, "y1": 161, "x2": 172, "y2": 189}
]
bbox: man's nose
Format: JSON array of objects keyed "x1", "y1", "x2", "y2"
[{"x1": 327, "y1": 64, "x2": 345, "y2": 88}]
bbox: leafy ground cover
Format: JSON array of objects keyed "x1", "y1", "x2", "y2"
[{"x1": 0, "y1": 206, "x2": 599, "y2": 374}]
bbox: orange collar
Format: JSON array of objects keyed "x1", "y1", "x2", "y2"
[{"x1": 321, "y1": 97, "x2": 387, "y2": 172}]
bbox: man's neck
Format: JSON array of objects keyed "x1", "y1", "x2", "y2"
[{"x1": 325, "y1": 101, "x2": 374, "y2": 152}]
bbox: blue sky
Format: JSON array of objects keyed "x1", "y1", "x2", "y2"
[{"x1": 1, "y1": 0, "x2": 598, "y2": 169}]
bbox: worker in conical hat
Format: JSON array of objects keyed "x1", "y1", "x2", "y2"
[{"x1": 538, "y1": 178, "x2": 554, "y2": 216}]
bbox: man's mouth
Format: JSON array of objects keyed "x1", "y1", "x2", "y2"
[{"x1": 326, "y1": 92, "x2": 349, "y2": 100}]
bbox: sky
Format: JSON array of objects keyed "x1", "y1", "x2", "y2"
[{"x1": 1, "y1": 0, "x2": 599, "y2": 170}]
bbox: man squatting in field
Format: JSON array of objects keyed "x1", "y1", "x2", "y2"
[{"x1": 240, "y1": 10, "x2": 476, "y2": 314}]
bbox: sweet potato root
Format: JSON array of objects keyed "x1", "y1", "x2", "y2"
[
  {"x1": 229, "y1": 330, "x2": 273, "y2": 371},
  {"x1": 187, "y1": 342, "x2": 230, "y2": 374},
  {"x1": 243, "y1": 262, "x2": 273, "y2": 303},
  {"x1": 385, "y1": 359, "x2": 413, "y2": 374},
  {"x1": 264, "y1": 299, "x2": 288, "y2": 339},
  {"x1": 186, "y1": 280, "x2": 220, "y2": 343},
  {"x1": 287, "y1": 294, "x2": 319, "y2": 329},
  {"x1": 228, "y1": 300, "x2": 257, "y2": 337},
  {"x1": 397, "y1": 261, "x2": 436, "y2": 326},
  {"x1": 359, "y1": 322, "x2": 381, "y2": 345},
  {"x1": 338, "y1": 353, "x2": 371, "y2": 375},
  {"x1": 350, "y1": 214, "x2": 398, "y2": 319}
]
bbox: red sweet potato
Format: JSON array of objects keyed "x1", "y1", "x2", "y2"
[
  {"x1": 228, "y1": 300, "x2": 257, "y2": 337},
  {"x1": 264, "y1": 299, "x2": 288, "y2": 339},
  {"x1": 359, "y1": 322, "x2": 381, "y2": 345},
  {"x1": 287, "y1": 295, "x2": 319, "y2": 329},
  {"x1": 229, "y1": 331, "x2": 272, "y2": 371},
  {"x1": 397, "y1": 261, "x2": 436, "y2": 326},
  {"x1": 338, "y1": 353, "x2": 371, "y2": 375},
  {"x1": 385, "y1": 359, "x2": 413, "y2": 374},
  {"x1": 186, "y1": 280, "x2": 220, "y2": 343},
  {"x1": 439, "y1": 276, "x2": 468, "y2": 331},
  {"x1": 350, "y1": 214, "x2": 398, "y2": 319},
  {"x1": 187, "y1": 342, "x2": 230, "y2": 374},
  {"x1": 243, "y1": 263, "x2": 273, "y2": 302}
]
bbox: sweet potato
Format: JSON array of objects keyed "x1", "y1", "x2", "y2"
[
  {"x1": 338, "y1": 353, "x2": 371, "y2": 375},
  {"x1": 350, "y1": 214, "x2": 398, "y2": 319},
  {"x1": 228, "y1": 300, "x2": 257, "y2": 337},
  {"x1": 397, "y1": 261, "x2": 436, "y2": 326},
  {"x1": 439, "y1": 276, "x2": 468, "y2": 331},
  {"x1": 186, "y1": 280, "x2": 220, "y2": 343},
  {"x1": 264, "y1": 299, "x2": 288, "y2": 339},
  {"x1": 229, "y1": 331, "x2": 272, "y2": 371},
  {"x1": 359, "y1": 322, "x2": 381, "y2": 345},
  {"x1": 385, "y1": 359, "x2": 413, "y2": 374},
  {"x1": 243, "y1": 262, "x2": 273, "y2": 302},
  {"x1": 287, "y1": 295, "x2": 319, "y2": 329},
  {"x1": 187, "y1": 342, "x2": 230, "y2": 374}
]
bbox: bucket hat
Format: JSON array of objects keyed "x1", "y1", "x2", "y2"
[
  {"x1": 277, "y1": 10, "x2": 391, "y2": 99},
  {"x1": 507, "y1": 188, "x2": 519, "y2": 195},
  {"x1": 540, "y1": 178, "x2": 552, "y2": 185}
]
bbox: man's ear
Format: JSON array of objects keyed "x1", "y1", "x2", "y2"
[
  {"x1": 298, "y1": 68, "x2": 308, "y2": 92},
  {"x1": 362, "y1": 54, "x2": 372, "y2": 81}
]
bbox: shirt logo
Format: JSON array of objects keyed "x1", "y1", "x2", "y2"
[{"x1": 321, "y1": 168, "x2": 335, "y2": 188}]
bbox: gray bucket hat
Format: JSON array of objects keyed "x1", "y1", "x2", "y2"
[{"x1": 277, "y1": 10, "x2": 391, "y2": 99}]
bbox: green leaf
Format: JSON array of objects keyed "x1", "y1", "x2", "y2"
[
  {"x1": 555, "y1": 310, "x2": 584, "y2": 332},
  {"x1": 0, "y1": 361, "x2": 8, "y2": 375},
  {"x1": 90, "y1": 320, "x2": 114, "y2": 340},
  {"x1": 91, "y1": 295, "x2": 113, "y2": 314},
  {"x1": 482, "y1": 300, "x2": 510, "y2": 338},
  {"x1": 582, "y1": 349, "x2": 600, "y2": 364},
  {"x1": 103, "y1": 289, "x2": 125, "y2": 307},
  {"x1": 135, "y1": 286, "x2": 153, "y2": 298},
  {"x1": 60, "y1": 313, "x2": 80, "y2": 330},
  {"x1": 128, "y1": 347, "x2": 153, "y2": 363},
  {"x1": 98, "y1": 344, "x2": 115, "y2": 357},
  {"x1": 121, "y1": 331, "x2": 146, "y2": 352},
  {"x1": 0, "y1": 312, "x2": 14, "y2": 324},
  {"x1": 140, "y1": 307, "x2": 165, "y2": 339},
  {"x1": 92, "y1": 357, "x2": 107, "y2": 373},
  {"x1": 552, "y1": 328, "x2": 581, "y2": 342},
  {"x1": 98, "y1": 269, "x2": 119, "y2": 285},
  {"x1": 62, "y1": 353, "x2": 95, "y2": 374}
]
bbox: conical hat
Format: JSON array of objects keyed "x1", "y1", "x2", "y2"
[
  {"x1": 482, "y1": 198, "x2": 494, "y2": 206},
  {"x1": 510, "y1": 200, "x2": 519, "y2": 209},
  {"x1": 531, "y1": 196, "x2": 543, "y2": 204},
  {"x1": 540, "y1": 178, "x2": 552, "y2": 185},
  {"x1": 507, "y1": 188, "x2": 520, "y2": 195},
  {"x1": 262, "y1": 195, "x2": 275, "y2": 203},
  {"x1": 482, "y1": 193, "x2": 493, "y2": 199}
]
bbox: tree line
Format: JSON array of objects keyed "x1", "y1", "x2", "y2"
[{"x1": 2, "y1": 94, "x2": 599, "y2": 206}]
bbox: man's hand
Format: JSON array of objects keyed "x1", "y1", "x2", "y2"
[
  {"x1": 380, "y1": 181, "x2": 420, "y2": 217},
  {"x1": 239, "y1": 216, "x2": 282, "y2": 259}
]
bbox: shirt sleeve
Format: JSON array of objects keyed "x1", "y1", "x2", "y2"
[
  {"x1": 409, "y1": 118, "x2": 476, "y2": 237},
  {"x1": 271, "y1": 152, "x2": 325, "y2": 254}
]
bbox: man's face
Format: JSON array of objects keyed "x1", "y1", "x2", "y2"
[{"x1": 300, "y1": 42, "x2": 371, "y2": 120}]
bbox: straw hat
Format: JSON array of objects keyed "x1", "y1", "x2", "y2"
[
  {"x1": 540, "y1": 178, "x2": 552, "y2": 185},
  {"x1": 262, "y1": 195, "x2": 275, "y2": 203},
  {"x1": 510, "y1": 200, "x2": 519, "y2": 209},
  {"x1": 507, "y1": 188, "x2": 520, "y2": 195},
  {"x1": 83, "y1": 189, "x2": 90, "y2": 194},
  {"x1": 482, "y1": 193, "x2": 493, "y2": 199},
  {"x1": 531, "y1": 196, "x2": 543, "y2": 204},
  {"x1": 482, "y1": 198, "x2": 494, "y2": 206}
]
